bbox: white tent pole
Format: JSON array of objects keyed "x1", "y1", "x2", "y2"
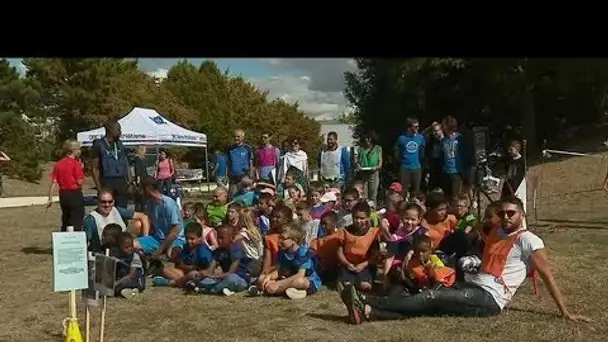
[{"x1": 205, "y1": 147, "x2": 210, "y2": 192}]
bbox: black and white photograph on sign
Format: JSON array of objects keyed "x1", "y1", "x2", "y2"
[
  {"x1": 82, "y1": 252, "x2": 100, "y2": 306},
  {"x1": 94, "y1": 254, "x2": 117, "y2": 297}
]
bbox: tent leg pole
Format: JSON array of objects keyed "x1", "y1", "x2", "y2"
[{"x1": 205, "y1": 147, "x2": 210, "y2": 193}]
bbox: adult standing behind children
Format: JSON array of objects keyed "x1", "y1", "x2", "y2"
[
  {"x1": 136, "y1": 177, "x2": 185, "y2": 261},
  {"x1": 132, "y1": 146, "x2": 149, "y2": 211},
  {"x1": 46, "y1": 139, "x2": 85, "y2": 231},
  {"x1": 395, "y1": 117, "x2": 425, "y2": 197},
  {"x1": 440, "y1": 116, "x2": 467, "y2": 199},
  {"x1": 227, "y1": 129, "x2": 254, "y2": 197},
  {"x1": 356, "y1": 132, "x2": 383, "y2": 204},
  {"x1": 255, "y1": 132, "x2": 281, "y2": 182},
  {"x1": 91, "y1": 119, "x2": 130, "y2": 208},
  {"x1": 318, "y1": 131, "x2": 351, "y2": 188},
  {"x1": 501, "y1": 140, "x2": 526, "y2": 199},
  {"x1": 154, "y1": 148, "x2": 176, "y2": 197},
  {"x1": 212, "y1": 149, "x2": 229, "y2": 188},
  {"x1": 279, "y1": 137, "x2": 309, "y2": 190}
]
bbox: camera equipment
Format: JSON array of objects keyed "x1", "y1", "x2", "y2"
[{"x1": 471, "y1": 126, "x2": 501, "y2": 217}]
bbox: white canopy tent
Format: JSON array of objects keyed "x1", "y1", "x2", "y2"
[
  {"x1": 76, "y1": 107, "x2": 207, "y2": 147},
  {"x1": 76, "y1": 107, "x2": 210, "y2": 192}
]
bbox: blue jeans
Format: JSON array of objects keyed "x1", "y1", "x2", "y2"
[
  {"x1": 158, "y1": 178, "x2": 173, "y2": 196},
  {"x1": 199, "y1": 274, "x2": 248, "y2": 294}
]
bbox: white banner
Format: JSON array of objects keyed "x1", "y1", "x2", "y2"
[{"x1": 515, "y1": 177, "x2": 527, "y2": 230}]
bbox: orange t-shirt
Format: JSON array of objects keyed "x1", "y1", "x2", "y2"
[{"x1": 421, "y1": 214, "x2": 457, "y2": 248}]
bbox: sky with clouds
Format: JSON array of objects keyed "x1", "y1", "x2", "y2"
[{"x1": 6, "y1": 58, "x2": 356, "y2": 121}]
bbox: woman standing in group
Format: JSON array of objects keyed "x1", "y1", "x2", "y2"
[
  {"x1": 279, "y1": 137, "x2": 309, "y2": 190},
  {"x1": 133, "y1": 145, "x2": 149, "y2": 211},
  {"x1": 46, "y1": 139, "x2": 85, "y2": 231},
  {"x1": 155, "y1": 149, "x2": 175, "y2": 196},
  {"x1": 356, "y1": 132, "x2": 383, "y2": 203}
]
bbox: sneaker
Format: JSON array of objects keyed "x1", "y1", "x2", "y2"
[
  {"x1": 285, "y1": 288, "x2": 307, "y2": 300},
  {"x1": 120, "y1": 288, "x2": 140, "y2": 299},
  {"x1": 248, "y1": 285, "x2": 262, "y2": 296},
  {"x1": 152, "y1": 276, "x2": 171, "y2": 287},
  {"x1": 222, "y1": 288, "x2": 235, "y2": 296},
  {"x1": 340, "y1": 284, "x2": 366, "y2": 325}
]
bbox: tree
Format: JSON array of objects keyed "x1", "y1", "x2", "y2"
[
  {"x1": 0, "y1": 59, "x2": 45, "y2": 181},
  {"x1": 345, "y1": 58, "x2": 608, "y2": 163},
  {"x1": 23, "y1": 58, "x2": 198, "y2": 152},
  {"x1": 163, "y1": 60, "x2": 322, "y2": 163}
]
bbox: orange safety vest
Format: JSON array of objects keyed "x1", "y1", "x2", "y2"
[
  {"x1": 264, "y1": 233, "x2": 281, "y2": 264},
  {"x1": 481, "y1": 228, "x2": 539, "y2": 296},
  {"x1": 340, "y1": 227, "x2": 380, "y2": 265},
  {"x1": 310, "y1": 232, "x2": 341, "y2": 270},
  {"x1": 421, "y1": 214, "x2": 457, "y2": 249},
  {"x1": 407, "y1": 258, "x2": 456, "y2": 288}
]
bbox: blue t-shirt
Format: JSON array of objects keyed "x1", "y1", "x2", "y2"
[
  {"x1": 84, "y1": 206, "x2": 134, "y2": 252},
  {"x1": 441, "y1": 133, "x2": 464, "y2": 174},
  {"x1": 395, "y1": 134, "x2": 425, "y2": 170},
  {"x1": 145, "y1": 195, "x2": 184, "y2": 242},
  {"x1": 232, "y1": 191, "x2": 257, "y2": 207},
  {"x1": 227, "y1": 143, "x2": 253, "y2": 177},
  {"x1": 179, "y1": 244, "x2": 213, "y2": 269},
  {"x1": 215, "y1": 154, "x2": 228, "y2": 178},
  {"x1": 258, "y1": 214, "x2": 270, "y2": 235},
  {"x1": 213, "y1": 242, "x2": 249, "y2": 279},
  {"x1": 278, "y1": 245, "x2": 322, "y2": 290}
]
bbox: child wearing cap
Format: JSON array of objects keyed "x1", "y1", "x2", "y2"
[{"x1": 388, "y1": 182, "x2": 404, "y2": 197}]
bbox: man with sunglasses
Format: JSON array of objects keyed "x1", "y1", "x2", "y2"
[
  {"x1": 339, "y1": 196, "x2": 591, "y2": 324},
  {"x1": 395, "y1": 117, "x2": 425, "y2": 197},
  {"x1": 83, "y1": 189, "x2": 150, "y2": 252}
]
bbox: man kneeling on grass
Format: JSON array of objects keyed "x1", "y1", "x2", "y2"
[
  {"x1": 338, "y1": 196, "x2": 592, "y2": 324},
  {"x1": 254, "y1": 224, "x2": 322, "y2": 299}
]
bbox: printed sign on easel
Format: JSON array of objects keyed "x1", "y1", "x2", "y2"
[{"x1": 52, "y1": 232, "x2": 88, "y2": 292}]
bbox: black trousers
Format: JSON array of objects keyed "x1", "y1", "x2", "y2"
[
  {"x1": 100, "y1": 177, "x2": 128, "y2": 209},
  {"x1": 59, "y1": 189, "x2": 85, "y2": 232},
  {"x1": 367, "y1": 282, "x2": 501, "y2": 320}
]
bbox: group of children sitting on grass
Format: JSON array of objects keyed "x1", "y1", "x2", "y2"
[{"x1": 96, "y1": 169, "x2": 507, "y2": 300}]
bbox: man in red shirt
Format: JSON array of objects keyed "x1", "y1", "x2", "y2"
[{"x1": 47, "y1": 140, "x2": 85, "y2": 231}]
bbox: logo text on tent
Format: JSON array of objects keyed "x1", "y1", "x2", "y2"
[
  {"x1": 150, "y1": 116, "x2": 166, "y2": 125},
  {"x1": 172, "y1": 134, "x2": 197, "y2": 141}
]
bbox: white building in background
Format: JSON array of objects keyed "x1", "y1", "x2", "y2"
[{"x1": 319, "y1": 120, "x2": 356, "y2": 147}]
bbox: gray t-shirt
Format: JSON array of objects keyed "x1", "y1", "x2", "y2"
[
  {"x1": 301, "y1": 219, "x2": 320, "y2": 245},
  {"x1": 129, "y1": 253, "x2": 143, "y2": 269}
]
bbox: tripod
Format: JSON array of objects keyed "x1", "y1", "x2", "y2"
[{"x1": 473, "y1": 162, "x2": 495, "y2": 219}]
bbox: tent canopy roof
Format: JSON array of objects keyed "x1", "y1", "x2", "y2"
[{"x1": 76, "y1": 107, "x2": 207, "y2": 147}]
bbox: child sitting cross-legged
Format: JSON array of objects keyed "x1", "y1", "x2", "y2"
[
  {"x1": 256, "y1": 224, "x2": 322, "y2": 299},
  {"x1": 233, "y1": 208, "x2": 264, "y2": 278},
  {"x1": 337, "y1": 202, "x2": 381, "y2": 292},
  {"x1": 112, "y1": 232, "x2": 147, "y2": 299},
  {"x1": 152, "y1": 222, "x2": 213, "y2": 288},
  {"x1": 196, "y1": 225, "x2": 251, "y2": 296},
  {"x1": 404, "y1": 235, "x2": 456, "y2": 292}
]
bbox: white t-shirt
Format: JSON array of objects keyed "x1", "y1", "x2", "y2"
[
  {"x1": 320, "y1": 147, "x2": 342, "y2": 179},
  {"x1": 469, "y1": 229, "x2": 544, "y2": 310}
]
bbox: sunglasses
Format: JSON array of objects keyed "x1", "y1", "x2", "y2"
[
  {"x1": 99, "y1": 200, "x2": 114, "y2": 204},
  {"x1": 498, "y1": 210, "x2": 517, "y2": 218}
]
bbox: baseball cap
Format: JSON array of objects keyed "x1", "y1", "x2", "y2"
[
  {"x1": 389, "y1": 182, "x2": 403, "y2": 193},
  {"x1": 320, "y1": 192, "x2": 338, "y2": 203},
  {"x1": 259, "y1": 188, "x2": 276, "y2": 196}
]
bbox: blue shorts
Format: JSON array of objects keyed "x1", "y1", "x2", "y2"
[{"x1": 136, "y1": 236, "x2": 185, "y2": 256}]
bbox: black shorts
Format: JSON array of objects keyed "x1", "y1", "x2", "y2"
[{"x1": 338, "y1": 265, "x2": 374, "y2": 285}]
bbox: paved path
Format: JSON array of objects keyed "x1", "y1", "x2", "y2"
[{"x1": 0, "y1": 183, "x2": 218, "y2": 209}]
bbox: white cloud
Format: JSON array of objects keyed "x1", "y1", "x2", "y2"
[
  {"x1": 147, "y1": 58, "x2": 357, "y2": 120},
  {"x1": 249, "y1": 75, "x2": 350, "y2": 121},
  {"x1": 148, "y1": 68, "x2": 168, "y2": 79}
]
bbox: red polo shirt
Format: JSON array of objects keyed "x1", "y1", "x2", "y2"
[{"x1": 51, "y1": 157, "x2": 84, "y2": 191}]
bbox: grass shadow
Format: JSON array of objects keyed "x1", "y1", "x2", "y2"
[
  {"x1": 506, "y1": 306, "x2": 558, "y2": 318},
  {"x1": 306, "y1": 313, "x2": 348, "y2": 323},
  {"x1": 21, "y1": 246, "x2": 53, "y2": 255}
]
